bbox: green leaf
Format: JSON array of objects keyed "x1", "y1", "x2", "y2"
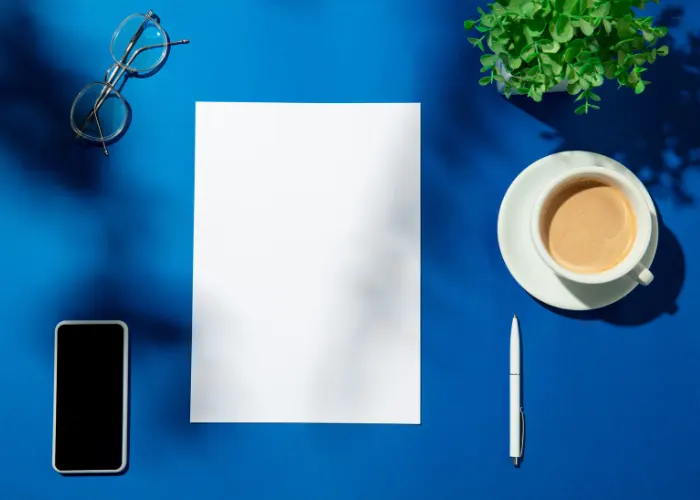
[
  {"x1": 468, "y1": 37, "x2": 485, "y2": 51},
  {"x1": 579, "y1": 19, "x2": 595, "y2": 36},
  {"x1": 464, "y1": 20, "x2": 477, "y2": 30},
  {"x1": 576, "y1": 51, "x2": 592, "y2": 62},
  {"x1": 635, "y1": 80, "x2": 645, "y2": 94},
  {"x1": 509, "y1": 57, "x2": 523, "y2": 70},
  {"x1": 567, "y1": 82, "x2": 582, "y2": 95},
  {"x1": 628, "y1": 70, "x2": 639, "y2": 83},
  {"x1": 475, "y1": 24, "x2": 490, "y2": 33},
  {"x1": 520, "y1": 44, "x2": 537, "y2": 63},
  {"x1": 494, "y1": 74, "x2": 506, "y2": 83},
  {"x1": 541, "y1": 53, "x2": 564, "y2": 75},
  {"x1": 592, "y1": 3, "x2": 611, "y2": 17},
  {"x1": 602, "y1": 19, "x2": 612, "y2": 34},
  {"x1": 589, "y1": 92, "x2": 601, "y2": 101},
  {"x1": 562, "y1": 0, "x2": 579, "y2": 14},
  {"x1": 642, "y1": 30, "x2": 655, "y2": 43},
  {"x1": 575, "y1": 91, "x2": 586, "y2": 102},
  {"x1": 648, "y1": 49, "x2": 657, "y2": 63},
  {"x1": 539, "y1": 40, "x2": 561, "y2": 53},
  {"x1": 634, "y1": 54, "x2": 647, "y2": 65},
  {"x1": 588, "y1": 104, "x2": 600, "y2": 110},
  {"x1": 480, "y1": 65, "x2": 491, "y2": 73},
  {"x1": 603, "y1": 61, "x2": 617, "y2": 79},
  {"x1": 552, "y1": 15, "x2": 574, "y2": 43},
  {"x1": 613, "y1": 38, "x2": 635, "y2": 50},
  {"x1": 564, "y1": 46, "x2": 581, "y2": 62},
  {"x1": 492, "y1": 3, "x2": 506, "y2": 15},
  {"x1": 480, "y1": 54, "x2": 498, "y2": 68},
  {"x1": 479, "y1": 76, "x2": 492, "y2": 86},
  {"x1": 575, "y1": 104, "x2": 587, "y2": 115},
  {"x1": 616, "y1": 17, "x2": 636, "y2": 38},
  {"x1": 525, "y1": 17, "x2": 547, "y2": 36},
  {"x1": 487, "y1": 34, "x2": 506, "y2": 54},
  {"x1": 481, "y1": 15, "x2": 497, "y2": 28},
  {"x1": 520, "y1": 1, "x2": 535, "y2": 17},
  {"x1": 657, "y1": 45, "x2": 669, "y2": 56}
]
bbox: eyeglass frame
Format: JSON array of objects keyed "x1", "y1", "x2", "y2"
[{"x1": 70, "y1": 10, "x2": 189, "y2": 156}]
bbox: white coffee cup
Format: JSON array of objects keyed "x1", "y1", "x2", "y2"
[{"x1": 530, "y1": 166, "x2": 654, "y2": 286}]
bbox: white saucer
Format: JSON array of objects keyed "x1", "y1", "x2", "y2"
[{"x1": 497, "y1": 151, "x2": 659, "y2": 311}]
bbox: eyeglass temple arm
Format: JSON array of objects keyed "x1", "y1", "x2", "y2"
[
  {"x1": 73, "y1": 13, "x2": 152, "y2": 138},
  {"x1": 117, "y1": 11, "x2": 153, "y2": 67},
  {"x1": 124, "y1": 39, "x2": 190, "y2": 69},
  {"x1": 77, "y1": 39, "x2": 190, "y2": 137},
  {"x1": 97, "y1": 40, "x2": 190, "y2": 109},
  {"x1": 97, "y1": 11, "x2": 157, "y2": 100},
  {"x1": 92, "y1": 108, "x2": 109, "y2": 156},
  {"x1": 96, "y1": 39, "x2": 189, "y2": 108}
]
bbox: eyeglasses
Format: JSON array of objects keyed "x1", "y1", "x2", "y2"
[{"x1": 70, "y1": 10, "x2": 189, "y2": 155}]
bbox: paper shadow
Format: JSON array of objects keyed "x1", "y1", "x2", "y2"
[{"x1": 535, "y1": 213, "x2": 685, "y2": 325}]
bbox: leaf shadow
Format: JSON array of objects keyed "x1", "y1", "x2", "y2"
[
  {"x1": 0, "y1": 4, "x2": 105, "y2": 193},
  {"x1": 510, "y1": 6, "x2": 700, "y2": 206},
  {"x1": 55, "y1": 183, "x2": 199, "y2": 440}
]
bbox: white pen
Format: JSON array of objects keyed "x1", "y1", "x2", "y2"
[{"x1": 510, "y1": 314, "x2": 523, "y2": 467}]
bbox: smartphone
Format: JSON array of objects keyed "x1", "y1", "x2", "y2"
[{"x1": 52, "y1": 320, "x2": 129, "y2": 474}]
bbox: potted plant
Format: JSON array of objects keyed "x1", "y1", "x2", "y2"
[{"x1": 464, "y1": 0, "x2": 670, "y2": 113}]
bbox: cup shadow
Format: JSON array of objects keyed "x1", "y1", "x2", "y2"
[{"x1": 535, "y1": 208, "x2": 685, "y2": 325}]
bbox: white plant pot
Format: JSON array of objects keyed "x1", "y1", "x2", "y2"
[{"x1": 495, "y1": 60, "x2": 568, "y2": 95}]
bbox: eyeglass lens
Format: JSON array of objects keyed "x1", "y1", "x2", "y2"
[
  {"x1": 111, "y1": 14, "x2": 168, "y2": 73},
  {"x1": 72, "y1": 83, "x2": 128, "y2": 142}
]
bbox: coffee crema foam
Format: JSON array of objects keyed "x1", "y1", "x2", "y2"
[{"x1": 540, "y1": 178, "x2": 636, "y2": 274}]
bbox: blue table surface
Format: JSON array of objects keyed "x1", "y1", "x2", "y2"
[{"x1": 2, "y1": 0, "x2": 700, "y2": 498}]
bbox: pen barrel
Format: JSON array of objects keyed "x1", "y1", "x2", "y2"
[{"x1": 509, "y1": 374, "x2": 521, "y2": 457}]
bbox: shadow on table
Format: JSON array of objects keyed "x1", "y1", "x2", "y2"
[
  {"x1": 56, "y1": 184, "x2": 197, "y2": 438},
  {"x1": 510, "y1": 6, "x2": 700, "y2": 206},
  {"x1": 536, "y1": 208, "x2": 685, "y2": 326},
  {"x1": 422, "y1": 6, "x2": 496, "y2": 168},
  {"x1": 0, "y1": 3, "x2": 197, "y2": 440},
  {"x1": 0, "y1": 4, "x2": 105, "y2": 192}
]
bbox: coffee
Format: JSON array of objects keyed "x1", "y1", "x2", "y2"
[{"x1": 540, "y1": 178, "x2": 636, "y2": 274}]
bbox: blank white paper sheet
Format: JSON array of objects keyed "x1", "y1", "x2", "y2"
[{"x1": 191, "y1": 102, "x2": 421, "y2": 424}]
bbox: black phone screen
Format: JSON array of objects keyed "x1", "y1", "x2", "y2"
[{"x1": 53, "y1": 321, "x2": 128, "y2": 473}]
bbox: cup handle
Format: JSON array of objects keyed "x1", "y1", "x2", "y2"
[{"x1": 629, "y1": 263, "x2": 654, "y2": 286}]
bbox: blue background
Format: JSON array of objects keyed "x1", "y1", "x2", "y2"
[{"x1": 1, "y1": 0, "x2": 699, "y2": 498}]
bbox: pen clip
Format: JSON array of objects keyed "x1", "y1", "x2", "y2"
[{"x1": 519, "y1": 407, "x2": 525, "y2": 458}]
